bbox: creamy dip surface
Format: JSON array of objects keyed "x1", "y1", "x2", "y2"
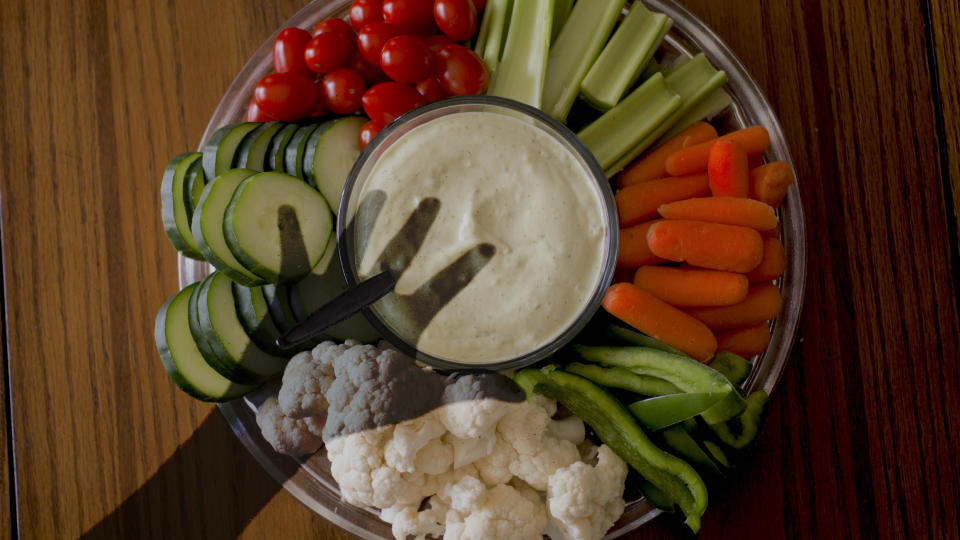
[{"x1": 357, "y1": 111, "x2": 608, "y2": 365}]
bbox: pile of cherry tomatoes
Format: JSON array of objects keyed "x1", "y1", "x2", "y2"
[{"x1": 247, "y1": 0, "x2": 489, "y2": 147}]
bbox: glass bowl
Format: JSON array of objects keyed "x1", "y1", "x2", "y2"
[
  {"x1": 337, "y1": 96, "x2": 618, "y2": 372},
  {"x1": 179, "y1": 0, "x2": 807, "y2": 537}
]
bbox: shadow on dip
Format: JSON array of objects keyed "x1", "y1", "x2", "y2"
[{"x1": 338, "y1": 96, "x2": 618, "y2": 371}]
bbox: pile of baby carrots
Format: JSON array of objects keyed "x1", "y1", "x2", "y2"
[{"x1": 602, "y1": 122, "x2": 794, "y2": 363}]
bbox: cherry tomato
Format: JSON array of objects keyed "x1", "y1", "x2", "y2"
[
  {"x1": 311, "y1": 95, "x2": 329, "y2": 117},
  {"x1": 433, "y1": 0, "x2": 477, "y2": 41},
  {"x1": 347, "y1": 50, "x2": 391, "y2": 84},
  {"x1": 359, "y1": 120, "x2": 382, "y2": 148},
  {"x1": 320, "y1": 67, "x2": 367, "y2": 114},
  {"x1": 357, "y1": 21, "x2": 402, "y2": 65},
  {"x1": 273, "y1": 27, "x2": 314, "y2": 78},
  {"x1": 362, "y1": 82, "x2": 427, "y2": 125},
  {"x1": 312, "y1": 18, "x2": 355, "y2": 38},
  {"x1": 246, "y1": 97, "x2": 275, "y2": 121},
  {"x1": 349, "y1": 0, "x2": 383, "y2": 30},
  {"x1": 382, "y1": 0, "x2": 434, "y2": 31},
  {"x1": 434, "y1": 44, "x2": 488, "y2": 95},
  {"x1": 420, "y1": 33, "x2": 455, "y2": 53},
  {"x1": 254, "y1": 72, "x2": 322, "y2": 121},
  {"x1": 415, "y1": 77, "x2": 447, "y2": 102},
  {"x1": 380, "y1": 35, "x2": 433, "y2": 84},
  {"x1": 304, "y1": 31, "x2": 355, "y2": 74}
]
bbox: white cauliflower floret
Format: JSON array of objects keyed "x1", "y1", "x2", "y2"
[
  {"x1": 445, "y1": 431, "x2": 496, "y2": 469},
  {"x1": 442, "y1": 474, "x2": 487, "y2": 513},
  {"x1": 382, "y1": 497, "x2": 448, "y2": 540},
  {"x1": 474, "y1": 437, "x2": 517, "y2": 486},
  {"x1": 546, "y1": 445, "x2": 628, "y2": 540},
  {"x1": 413, "y1": 437, "x2": 454, "y2": 476},
  {"x1": 498, "y1": 401, "x2": 552, "y2": 454},
  {"x1": 277, "y1": 340, "x2": 356, "y2": 418},
  {"x1": 384, "y1": 411, "x2": 447, "y2": 473},
  {"x1": 529, "y1": 393, "x2": 557, "y2": 417},
  {"x1": 326, "y1": 426, "x2": 396, "y2": 507},
  {"x1": 548, "y1": 415, "x2": 586, "y2": 444},
  {"x1": 438, "y1": 399, "x2": 511, "y2": 439},
  {"x1": 255, "y1": 396, "x2": 324, "y2": 455},
  {"x1": 509, "y1": 436, "x2": 581, "y2": 491},
  {"x1": 444, "y1": 484, "x2": 547, "y2": 540}
]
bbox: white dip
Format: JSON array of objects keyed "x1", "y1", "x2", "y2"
[{"x1": 357, "y1": 111, "x2": 607, "y2": 365}]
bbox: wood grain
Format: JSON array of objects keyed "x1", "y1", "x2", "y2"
[
  {"x1": 0, "y1": 0, "x2": 958, "y2": 539},
  {"x1": 0, "y1": 244, "x2": 11, "y2": 539}
]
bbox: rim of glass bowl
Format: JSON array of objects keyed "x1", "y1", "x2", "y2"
[
  {"x1": 179, "y1": 1, "x2": 807, "y2": 538},
  {"x1": 336, "y1": 95, "x2": 619, "y2": 372}
]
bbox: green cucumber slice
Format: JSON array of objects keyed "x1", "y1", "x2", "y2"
[
  {"x1": 191, "y1": 168, "x2": 265, "y2": 286},
  {"x1": 284, "y1": 124, "x2": 320, "y2": 179},
  {"x1": 266, "y1": 123, "x2": 300, "y2": 172},
  {"x1": 303, "y1": 116, "x2": 366, "y2": 213},
  {"x1": 183, "y1": 158, "x2": 207, "y2": 223},
  {"x1": 202, "y1": 122, "x2": 261, "y2": 180},
  {"x1": 233, "y1": 282, "x2": 286, "y2": 355},
  {"x1": 161, "y1": 152, "x2": 205, "y2": 259},
  {"x1": 155, "y1": 283, "x2": 258, "y2": 402},
  {"x1": 224, "y1": 171, "x2": 333, "y2": 283},
  {"x1": 196, "y1": 271, "x2": 288, "y2": 383},
  {"x1": 262, "y1": 283, "x2": 299, "y2": 334},
  {"x1": 188, "y1": 273, "x2": 221, "y2": 363},
  {"x1": 234, "y1": 121, "x2": 285, "y2": 171}
]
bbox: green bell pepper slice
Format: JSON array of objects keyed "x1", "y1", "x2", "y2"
[
  {"x1": 628, "y1": 392, "x2": 725, "y2": 431},
  {"x1": 566, "y1": 362, "x2": 681, "y2": 397},
  {"x1": 708, "y1": 390, "x2": 769, "y2": 449}
]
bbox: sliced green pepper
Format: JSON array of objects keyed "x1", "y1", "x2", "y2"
[
  {"x1": 639, "y1": 479, "x2": 675, "y2": 511},
  {"x1": 606, "y1": 324, "x2": 685, "y2": 356},
  {"x1": 514, "y1": 366, "x2": 708, "y2": 532},
  {"x1": 628, "y1": 392, "x2": 724, "y2": 431},
  {"x1": 566, "y1": 362, "x2": 681, "y2": 396},
  {"x1": 659, "y1": 425, "x2": 722, "y2": 476},
  {"x1": 710, "y1": 351, "x2": 753, "y2": 386},
  {"x1": 708, "y1": 390, "x2": 769, "y2": 449}
]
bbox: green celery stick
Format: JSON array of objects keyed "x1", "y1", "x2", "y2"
[
  {"x1": 661, "y1": 86, "x2": 732, "y2": 140},
  {"x1": 475, "y1": 0, "x2": 514, "y2": 74},
  {"x1": 541, "y1": 0, "x2": 626, "y2": 121},
  {"x1": 487, "y1": 0, "x2": 554, "y2": 108},
  {"x1": 580, "y1": 3, "x2": 670, "y2": 110},
  {"x1": 577, "y1": 72, "x2": 682, "y2": 170},
  {"x1": 604, "y1": 53, "x2": 727, "y2": 175},
  {"x1": 551, "y1": 0, "x2": 576, "y2": 44}
]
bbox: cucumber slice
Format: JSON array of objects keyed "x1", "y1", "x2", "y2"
[
  {"x1": 224, "y1": 171, "x2": 333, "y2": 283},
  {"x1": 161, "y1": 152, "x2": 205, "y2": 259},
  {"x1": 266, "y1": 123, "x2": 300, "y2": 172},
  {"x1": 187, "y1": 272, "x2": 221, "y2": 363},
  {"x1": 284, "y1": 124, "x2": 320, "y2": 179},
  {"x1": 233, "y1": 282, "x2": 286, "y2": 355},
  {"x1": 191, "y1": 168, "x2": 265, "y2": 286},
  {"x1": 262, "y1": 283, "x2": 299, "y2": 333},
  {"x1": 303, "y1": 116, "x2": 366, "y2": 213},
  {"x1": 202, "y1": 122, "x2": 261, "y2": 180},
  {"x1": 155, "y1": 283, "x2": 258, "y2": 402},
  {"x1": 196, "y1": 271, "x2": 289, "y2": 383},
  {"x1": 234, "y1": 121, "x2": 285, "y2": 171},
  {"x1": 183, "y1": 158, "x2": 207, "y2": 223}
]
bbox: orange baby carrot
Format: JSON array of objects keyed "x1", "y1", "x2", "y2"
[
  {"x1": 708, "y1": 139, "x2": 750, "y2": 197},
  {"x1": 686, "y1": 283, "x2": 781, "y2": 330},
  {"x1": 745, "y1": 237, "x2": 787, "y2": 282},
  {"x1": 618, "y1": 122, "x2": 718, "y2": 188},
  {"x1": 602, "y1": 283, "x2": 718, "y2": 362},
  {"x1": 716, "y1": 324, "x2": 772, "y2": 358},
  {"x1": 633, "y1": 265, "x2": 749, "y2": 307},
  {"x1": 664, "y1": 126, "x2": 771, "y2": 177},
  {"x1": 750, "y1": 161, "x2": 795, "y2": 208},
  {"x1": 658, "y1": 197, "x2": 778, "y2": 231},
  {"x1": 617, "y1": 220, "x2": 665, "y2": 269},
  {"x1": 615, "y1": 174, "x2": 710, "y2": 227},
  {"x1": 646, "y1": 220, "x2": 764, "y2": 273}
]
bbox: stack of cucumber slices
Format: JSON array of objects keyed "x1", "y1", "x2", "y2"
[{"x1": 156, "y1": 115, "x2": 379, "y2": 402}]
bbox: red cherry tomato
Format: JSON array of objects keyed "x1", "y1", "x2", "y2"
[
  {"x1": 347, "y1": 50, "x2": 391, "y2": 84},
  {"x1": 433, "y1": 0, "x2": 478, "y2": 41},
  {"x1": 380, "y1": 35, "x2": 433, "y2": 84},
  {"x1": 362, "y1": 82, "x2": 427, "y2": 125},
  {"x1": 246, "y1": 97, "x2": 275, "y2": 121},
  {"x1": 382, "y1": 0, "x2": 435, "y2": 31},
  {"x1": 349, "y1": 0, "x2": 383, "y2": 30},
  {"x1": 420, "y1": 33, "x2": 456, "y2": 52},
  {"x1": 312, "y1": 18, "x2": 355, "y2": 38},
  {"x1": 320, "y1": 67, "x2": 367, "y2": 114},
  {"x1": 434, "y1": 44, "x2": 488, "y2": 95},
  {"x1": 254, "y1": 72, "x2": 322, "y2": 121},
  {"x1": 470, "y1": 0, "x2": 486, "y2": 10},
  {"x1": 415, "y1": 77, "x2": 447, "y2": 102},
  {"x1": 304, "y1": 31, "x2": 355, "y2": 74},
  {"x1": 357, "y1": 21, "x2": 403, "y2": 66},
  {"x1": 359, "y1": 120, "x2": 382, "y2": 148},
  {"x1": 273, "y1": 27, "x2": 314, "y2": 78}
]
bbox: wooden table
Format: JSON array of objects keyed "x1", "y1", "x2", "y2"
[{"x1": 1, "y1": 0, "x2": 958, "y2": 538}]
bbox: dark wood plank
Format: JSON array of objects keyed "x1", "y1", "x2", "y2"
[{"x1": 0, "y1": 241, "x2": 12, "y2": 539}]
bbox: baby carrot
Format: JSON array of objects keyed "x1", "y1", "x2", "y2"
[
  {"x1": 633, "y1": 265, "x2": 749, "y2": 307},
  {"x1": 686, "y1": 283, "x2": 781, "y2": 330},
  {"x1": 664, "y1": 126, "x2": 771, "y2": 177},
  {"x1": 615, "y1": 174, "x2": 710, "y2": 227},
  {"x1": 658, "y1": 196, "x2": 778, "y2": 231},
  {"x1": 617, "y1": 220, "x2": 665, "y2": 269},
  {"x1": 708, "y1": 139, "x2": 750, "y2": 197},
  {"x1": 602, "y1": 282, "x2": 718, "y2": 362},
  {"x1": 750, "y1": 161, "x2": 795, "y2": 207},
  {"x1": 745, "y1": 237, "x2": 787, "y2": 282},
  {"x1": 646, "y1": 220, "x2": 764, "y2": 273},
  {"x1": 618, "y1": 122, "x2": 718, "y2": 188},
  {"x1": 716, "y1": 324, "x2": 772, "y2": 358}
]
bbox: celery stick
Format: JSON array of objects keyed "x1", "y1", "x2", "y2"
[
  {"x1": 551, "y1": 0, "x2": 575, "y2": 44},
  {"x1": 638, "y1": 59, "x2": 664, "y2": 84},
  {"x1": 662, "y1": 86, "x2": 732, "y2": 140},
  {"x1": 541, "y1": 0, "x2": 626, "y2": 121},
  {"x1": 604, "y1": 54, "x2": 727, "y2": 175},
  {"x1": 488, "y1": 0, "x2": 554, "y2": 108},
  {"x1": 577, "y1": 73, "x2": 682, "y2": 170},
  {"x1": 580, "y1": 3, "x2": 670, "y2": 111},
  {"x1": 474, "y1": 0, "x2": 514, "y2": 74}
]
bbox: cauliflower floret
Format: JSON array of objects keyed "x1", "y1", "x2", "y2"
[
  {"x1": 498, "y1": 401, "x2": 552, "y2": 455},
  {"x1": 445, "y1": 484, "x2": 547, "y2": 540},
  {"x1": 384, "y1": 411, "x2": 447, "y2": 473},
  {"x1": 548, "y1": 415, "x2": 586, "y2": 444},
  {"x1": 442, "y1": 474, "x2": 487, "y2": 513},
  {"x1": 413, "y1": 437, "x2": 454, "y2": 476},
  {"x1": 545, "y1": 445, "x2": 628, "y2": 540},
  {"x1": 326, "y1": 426, "x2": 393, "y2": 507},
  {"x1": 445, "y1": 431, "x2": 496, "y2": 469},
  {"x1": 255, "y1": 396, "x2": 324, "y2": 455},
  {"x1": 474, "y1": 437, "x2": 518, "y2": 486},
  {"x1": 529, "y1": 393, "x2": 557, "y2": 417},
  {"x1": 509, "y1": 436, "x2": 581, "y2": 491},
  {"x1": 437, "y1": 399, "x2": 511, "y2": 439},
  {"x1": 277, "y1": 340, "x2": 356, "y2": 418},
  {"x1": 382, "y1": 497, "x2": 448, "y2": 540}
]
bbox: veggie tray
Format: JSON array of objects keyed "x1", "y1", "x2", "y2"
[{"x1": 171, "y1": 0, "x2": 806, "y2": 537}]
